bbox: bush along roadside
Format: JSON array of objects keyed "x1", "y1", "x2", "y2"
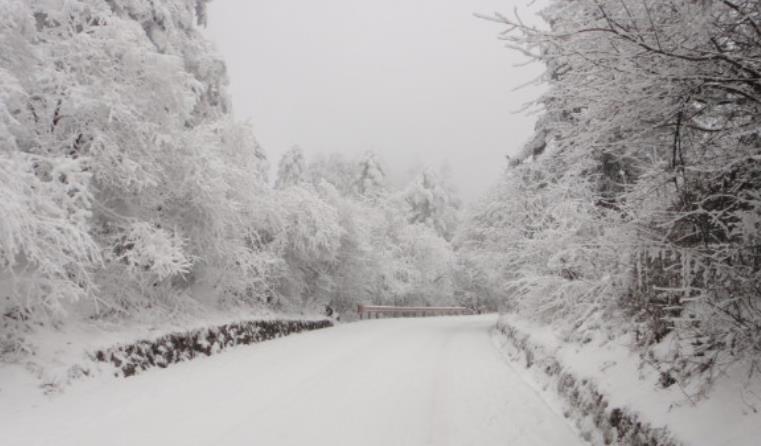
[
  {"x1": 93, "y1": 319, "x2": 333, "y2": 378},
  {"x1": 495, "y1": 319, "x2": 681, "y2": 446}
]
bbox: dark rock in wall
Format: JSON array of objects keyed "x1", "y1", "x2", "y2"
[{"x1": 93, "y1": 319, "x2": 333, "y2": 378}]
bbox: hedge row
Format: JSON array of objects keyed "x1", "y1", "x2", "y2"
[
  {"x1": 496, "y1": 320, "x2": 681, "y2": 446},
  {"x1": 93, "y1": 319, "x2": 333, "y2": 378}
]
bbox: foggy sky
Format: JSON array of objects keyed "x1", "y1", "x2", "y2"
[{"x1": 205, "y1": 0, "x2": 546, "y2": 202}]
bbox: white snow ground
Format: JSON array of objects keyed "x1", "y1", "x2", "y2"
[{"x1": 0, "y1": 314, "x2": 583, "y2": 446}]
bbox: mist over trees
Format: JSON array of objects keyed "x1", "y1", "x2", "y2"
[{"x1": 458, "y1": 0, "x2": 761, "y2": 390}]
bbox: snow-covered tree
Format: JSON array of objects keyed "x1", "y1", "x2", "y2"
[
  {"x1": 275, "y1": 145, "x2": 306, "y2": 189},
  {"x1": 253, "y1": 185, "x2": 345, "y2": 310},
  {"x1": 306, "y1": 152, "x2": 356, "y2": 195},
  {"x1": 474, "y1": 0, "x2": 761, "y2": 387},
  {"x1": 0, "y1": 0, "x2": 269, "y2": 319},
  {"x1": 0, "y1": 0, "x2": 466, "y2": 336},
  {"x1": 354, "y1": 151, "x2": 387, "y2": 198},
  {"x1": 403, "y1": 167, "x2": 460, "y2": 240},
  {"x1": 393, "y1": 223, "x2": 456, "y2": 306}
]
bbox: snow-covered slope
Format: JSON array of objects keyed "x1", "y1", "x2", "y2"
[
  {"x1": 494, "y1": 314, "x2": 761, "y2": 446},
  {"x1": 0, "y1": 315, "x2": 583, "y2": 446}
]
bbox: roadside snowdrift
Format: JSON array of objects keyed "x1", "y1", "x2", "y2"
[{"x1": 494, "y1": 314, "x2": 760, "y2": 446}]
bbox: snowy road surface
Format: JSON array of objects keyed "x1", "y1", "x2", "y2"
[{"x1": 1, "y1": 314, "x2": 583, "y2": 446}]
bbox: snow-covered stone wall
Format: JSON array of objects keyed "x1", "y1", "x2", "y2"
[
  {"x1": 94, "y1": 319, "x2": 333, "y2": 378},
  {"x1": 494, "y1": 319, "x2": 681, "y2": 446}
]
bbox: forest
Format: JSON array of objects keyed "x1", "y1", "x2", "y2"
[
  {"x1": 0, "y1": 0, "x2": 466, "y2": 344},
  {"x1": 1, "y1": 1, "x2": 760, "y2": 441},
  {"x1": 461, "y1": 0, "x2": 761, "y2": 391}
]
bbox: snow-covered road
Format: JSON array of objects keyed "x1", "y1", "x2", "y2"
[{"x1": 2, "y1": 314, "x2": 583, "y2": 446}]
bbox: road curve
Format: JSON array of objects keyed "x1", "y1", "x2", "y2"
[{"x1": 1, "y1": 315, "x2": 584, "y2": 446}]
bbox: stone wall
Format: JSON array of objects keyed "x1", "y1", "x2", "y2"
[{"x1": 94, "y1": 319, "x2": 333, "y2": 378}]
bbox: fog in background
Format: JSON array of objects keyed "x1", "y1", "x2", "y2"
[{"x1": 206, "y1": 0, "x2": 546, "y2": 202}]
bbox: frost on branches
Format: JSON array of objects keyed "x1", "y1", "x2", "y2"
[
  {"x1": 268, "y1": 152, "x2": 462, "y2": 314},
  {"x1": 0, "y1": 0, "x2": 266, "y2": 333},
  {"x1": 404, "y1": 167, "x2": 460, "y2": 241},
  {"x1": 275, "y1": 145, "x2": 307, "y2": 190},
  {"x1": 459, "y1": 0, "x2": 761, "y2": 392},
  {"x1": 354, "y1": 150, "x2": 387, "y2": 198}
]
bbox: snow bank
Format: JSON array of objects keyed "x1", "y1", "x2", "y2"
[{"x1": 494, "y1": 314, "x2": 761, "y2": 446}]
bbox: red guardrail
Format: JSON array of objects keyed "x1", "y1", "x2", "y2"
[{"x1": 357, "y1": 304, "x2": 473, "y2": 319}]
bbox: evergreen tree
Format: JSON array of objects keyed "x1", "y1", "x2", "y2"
[
  {"x1": 354, "y1": 151, "x2": 386, "y2": 197},
  {"x1": 275, "y1": 146, "x2": 306, "y2": 189},
  {"x1": 403, "y1": 167, "x2": 460, "y2": 240}
]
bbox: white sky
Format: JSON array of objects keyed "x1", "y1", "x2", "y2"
[{"x1": 205, "y1": 0, "x2": 546, "y2": 201}]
